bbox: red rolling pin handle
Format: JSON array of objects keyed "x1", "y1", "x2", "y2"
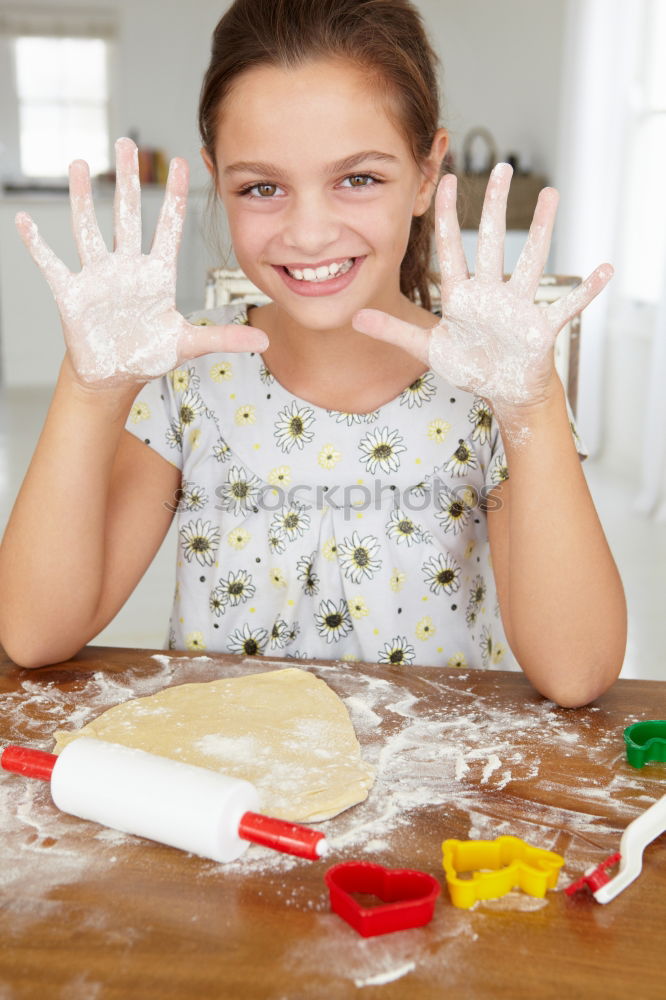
[
  {"x1": 238, "y1": 811, "x2": 328, "y2": 860},
  {"x1": 1, "y1": 745, "x2": 57, "y2": 781}
]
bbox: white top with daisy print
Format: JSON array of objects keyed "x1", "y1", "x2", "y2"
[{"x1": 125, "y1": 301, "x2": 586, "y2": 670}]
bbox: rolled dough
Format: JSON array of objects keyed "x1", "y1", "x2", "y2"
[{"x1": 53, "y1": 667, "x2": 375, "y2": 823}]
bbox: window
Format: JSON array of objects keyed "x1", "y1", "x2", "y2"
[
  {"x1": 14, "y1": 35, "x2": 111, "y2": 179},
  {"x1": 618, "y1": 0, "x2": 666, "y2": 304}
]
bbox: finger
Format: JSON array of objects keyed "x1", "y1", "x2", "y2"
[
  {"x1": 15, "y1": 211, "x2": 71, "y2": 297},
  {"x1": 509, "y1": 187, "x2": 559, "y2": 300},
  {"x1": 69, "y1": 158, "x2": 107, "y2": 266},
  {"x1": 352, "y1": 308, "x2": 430, "y2": 365},
  {"x1": 151, "y1": 157, "x2": 188, "y2": 261},
  {"x1": 113, "y1": 137, "x2": 142, "y2": 255},
  {"x1": 545, "y1": 264, "x2": 614, "y2": 332},
  {"x1": 435, "y1": 174, "x2": 468, "y2": 289},
  {"x1": 474, "y1": 162, "x2": 512, "y2": 282},
  {"x1": 177, "y1": 322, "x2": 270, "y2": 362}
]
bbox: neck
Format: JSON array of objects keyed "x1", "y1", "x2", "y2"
[
  {"x1": 251, "y1": 291, "x2": 437, "y2": 413},
  {"x1": 254, "y1": 299, "x2": 426, "y2": 413}
]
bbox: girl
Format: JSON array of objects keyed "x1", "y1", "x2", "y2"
[{"x1": 0, "y1": 0, "x2": 626, "y2": 706}]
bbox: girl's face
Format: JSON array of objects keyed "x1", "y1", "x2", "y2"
[{"x1": 204, "y1": 58, "x2": 445, "y2": 330}]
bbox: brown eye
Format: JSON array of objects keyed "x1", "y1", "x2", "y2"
[
  {"x1": 348, "y1": 174, "x2": 369, "y2": 187},
  {"x1": 256, "y1": 183, "x2": 277, "y2": 197}
]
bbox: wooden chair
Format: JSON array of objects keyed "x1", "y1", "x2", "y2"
[{"x1": 204, "y1": 268, "x2": 582, "y2": 415}]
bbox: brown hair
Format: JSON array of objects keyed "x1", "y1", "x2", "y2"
[{"x1": 199, "y1": 0, "x2": 445, "y2": 312}]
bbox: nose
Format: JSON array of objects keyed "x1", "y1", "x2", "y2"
[{"x1": 281, "y1": 190, "x2": 342, "y2": 258}]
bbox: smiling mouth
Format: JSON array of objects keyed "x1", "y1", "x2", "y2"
[{"x1": 281, "y1": 257, "x2": 357, "y2": 282}]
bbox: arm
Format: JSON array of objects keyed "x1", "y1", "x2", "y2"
[
  {"x1": 352, "y1": 163, "x2": 626, "y2": 705},
  {"x1": 0, "y1": 137, "x2": 269, "y2": 667},
  {"x1": 0, "y1": 360, "x2": 180, "y2": 666},
  {"x1": 486, "y1": 373, "x2": 626, "y2": 706}
]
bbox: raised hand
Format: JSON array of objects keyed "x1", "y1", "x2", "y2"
[
  {"x1": 353, "y1": 163, "x2": 613, "y2": 441},
  {"x1": 15, "y1": 137, "x2": 268, "y2": 388}
]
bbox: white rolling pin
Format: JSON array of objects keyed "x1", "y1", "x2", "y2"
[{"x1": 1, "y1": 738, "x2": 328, "y2": 863}]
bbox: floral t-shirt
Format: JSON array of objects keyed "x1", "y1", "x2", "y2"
[{"x1": 125, "y1": 301, "x2": 585, "y2": 670}]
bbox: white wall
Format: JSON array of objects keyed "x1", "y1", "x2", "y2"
[{"x1": 421, "y1": 0, "x2": 566, "y2": 177}]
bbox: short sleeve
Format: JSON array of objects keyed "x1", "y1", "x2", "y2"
[
  {"x1": 483, "y1": 392, "x2": 588, "y2": 495},
  {"x1": 123, "y1": 304, "x2": 252, "y2": 467},
  {"x1": 125, "y1": 374, "x2": 183, "y2": 470}
]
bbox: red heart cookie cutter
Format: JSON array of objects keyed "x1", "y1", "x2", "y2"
[{"x1": 325, "y1": 861, "x2": 441, "y2": 937}]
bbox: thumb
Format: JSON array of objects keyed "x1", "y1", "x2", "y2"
[
  {"x1": 352, "y1": 309, "x2": 431, "y2": 365},
  {"x1": 177, "y1": 321, "x2": 269, "y2": 362}
]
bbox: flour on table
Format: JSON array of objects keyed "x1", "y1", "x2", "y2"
[{"x1": 53, "y1": 667, "x2": 375, "y2": 822}]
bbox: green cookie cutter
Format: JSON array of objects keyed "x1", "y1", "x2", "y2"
[{"x1": 624, "y1": 720, "x2": 666, "y2": 768}]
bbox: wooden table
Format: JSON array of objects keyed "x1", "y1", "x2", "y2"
[{"x1": 0, "y1": 646, "x2": 664, "y2": 1000}]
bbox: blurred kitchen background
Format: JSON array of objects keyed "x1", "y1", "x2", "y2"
[{"x1": 0, "y1": 0, "x2": 664, "y2": 678}]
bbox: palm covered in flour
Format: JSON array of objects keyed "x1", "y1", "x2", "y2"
[
  {"x1": 353, "y1": 162, "x2": 613, "y2": 418},
  {"x1": 15, "y1": 137, "x2": 267, "y2": 388}
]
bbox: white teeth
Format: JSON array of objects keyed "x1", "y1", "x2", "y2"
[{"x1": 286, "y1": 258, "x2": 354, "y2": 281}]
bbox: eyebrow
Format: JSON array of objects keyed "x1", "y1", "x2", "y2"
[{"x1": 223, "y1": 150, "x2": 400, "y2": 178}]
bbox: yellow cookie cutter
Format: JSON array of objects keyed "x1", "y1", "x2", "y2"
[{"x1": 442, "y1": 835, "x2": 564, "y2": 909}]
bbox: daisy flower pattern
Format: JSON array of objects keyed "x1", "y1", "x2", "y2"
[
  {"x1": 480, "y1": 625, "x2": 505, "y2": 666},
  {"x1": 337, "y1": 531, "x2": 382, "y2": 584},
  {"x1": 179, "y1": 519, "x2": 220, "y2": 566},
  {"x1": 415, "y1": 615, "x2": 435, "y2": 640},
  {"x1": 358, "y1": 426, "x2": 406, "y2": 475},
  {"x1": 181, "y1": 482, "x2": 208, "y2": 512},
  {"x1": 296, "y1": 553, "x2": 320, "y2": 596},
  {"x1": 427, "y1": 418, "x2": 451, "y2": 443},
  {"x1": 165, "y1": 420, "x2": 183, "y2": 451},
  {"x1": 378, "y1": 636, "x2": 415, "y2": 665},
  {"x1": 214, "y1": 569, "x2": 256, "y2": 607},
  {"x1": 213, "y1": 436, "x2": 232, "y2": 463},
  {"x1": 318, "y1": 444, "x2": 341, "y2": 469},
  {"x1": 466, "y1": 576, "x2": 486, "y2": 627},
  {"x1": 348, "y1": 596, "x2": 369, "y2": 619},
  {"x1": 468, "y1": 400, "x2": 493, "y2": 445},
  {"x1": 227, "y1": 527, "x2": 251, "y2": 550},
  {"x1": 422, "y1": 552, "x2": 461, "y2": 595},
  {"x1": 129, "y1": 401, "x2": 150, "y2": 423},
  {"x1": 234, "y1": 404, "x2": 256, "y2": 427},
  {"x1": 178, "y1": 390, "x2": 204, "y2": 428},
  {"x1": 386, "y1": 508, "x2": 424, "y2": 546},
  {"x1": 259, "y1": 364, "x2": 275, "y2": 385},
  {"x1": 170, "y1": 367, "x2": 191, "y2": 392},
  {"x1": 489, "y1": 451, "x2": 509, "y2": 485},
  {"x1": 270, "y1": 617, "x2": 290, "y2": 648},
  {"x1": 268, "y1": 466, "x2": 291, "y2": 487},
  {"x1": 399, "y1": 372, "x2": 437, "y2": 408},
  {"x1": 226, "y1": 624, "x2": 268, "y2": 656},
  {"x1": 269, "y1": 567, "x2": 287, "y2": 587},
  {"x1": 274, "y1": 401, "x2": 315, "y2": 453},
  {"x1": 216, "y1": 466, "x2": 261, "y2": 516},
  {"x1": 185, "y1": 631, "x2": 206, "y2": 651},
  {"x1": 322, "y1": 538, "x2": 338, "y2": 560},
  {"x1": 315, "y1": 599, "x2": 353, "y2": 644},
  {"x1": 268, "y1": 532, "x2": 287, "y2": 556},
  {"x1": 330, "y1": 410, "x2": 363, "y2": 425},
  {"x1": 444, "y1": 439, "x2": 478, "y2": 477},
  {"x1": 271, "y1": 502, "x2": 311, "y2": 542},
  {"x1": 435, "y1": 487, "x2": 472, "y2": 536},
  {"x1": 124, "y1": 301, "x2": 583, "y2": 669},
  {"x1": 210, "y1": 360, "x2": 232, "y2": 382}
]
